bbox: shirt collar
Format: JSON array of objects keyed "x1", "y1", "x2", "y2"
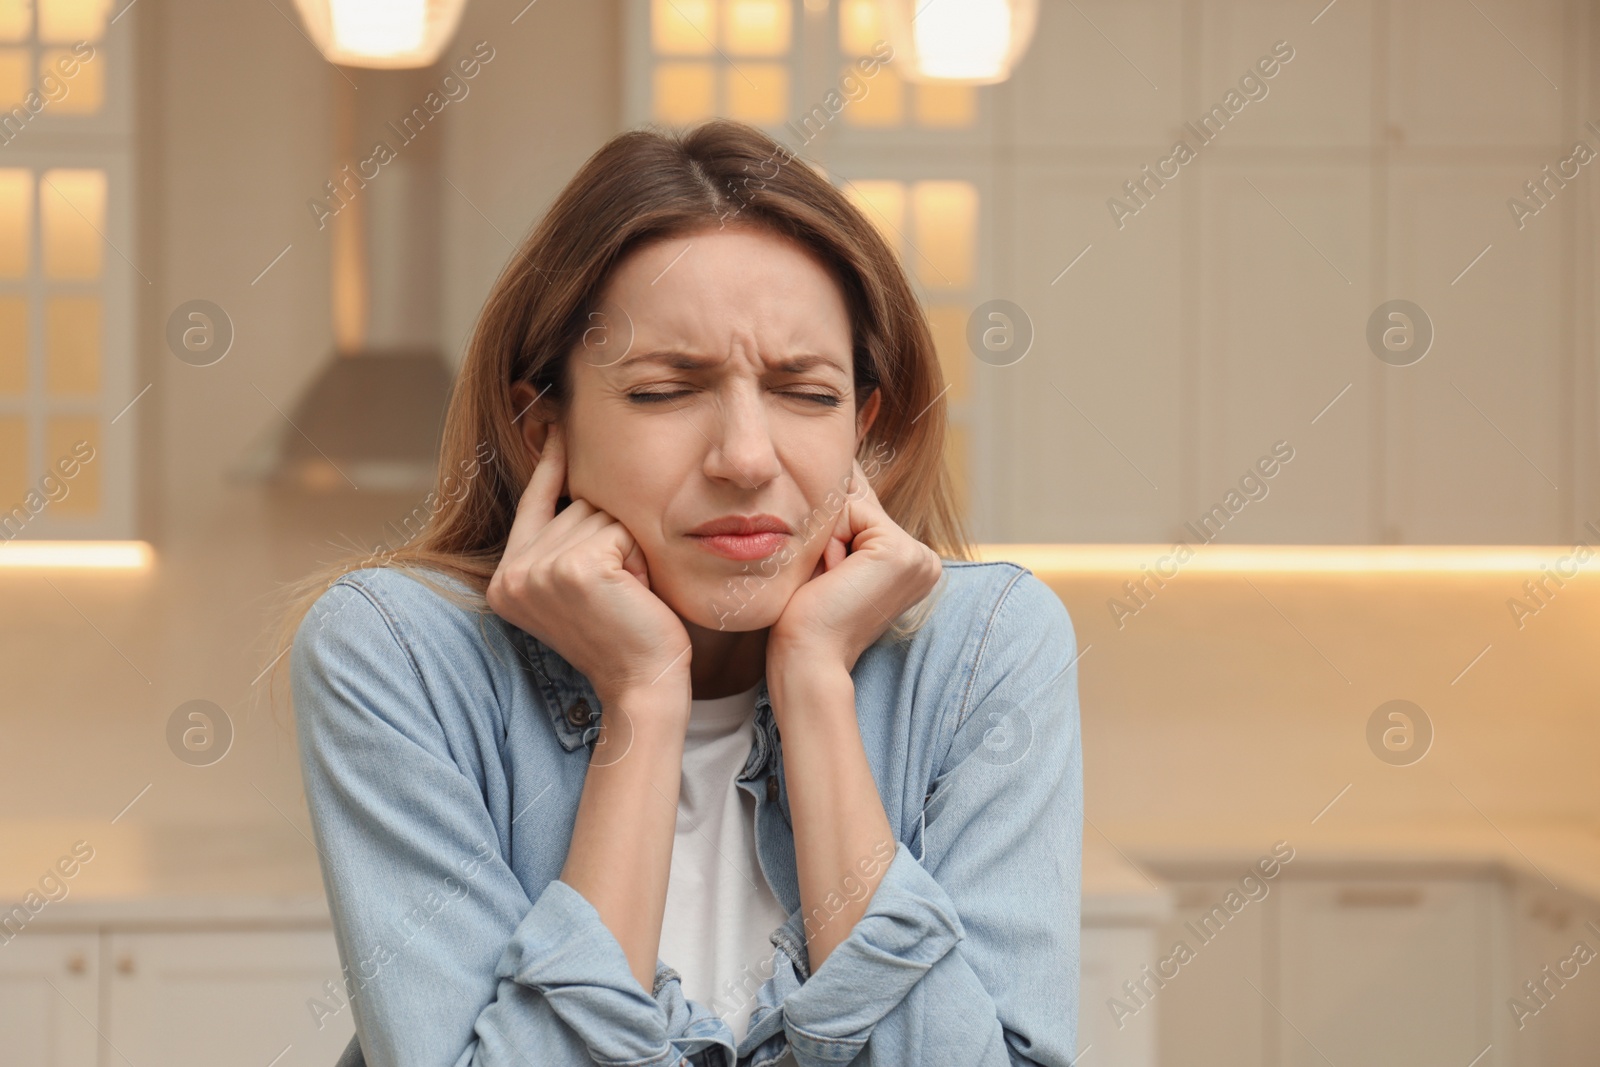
[{"x1": 517, "y1": 629, "x2": 780, "y2": 781}]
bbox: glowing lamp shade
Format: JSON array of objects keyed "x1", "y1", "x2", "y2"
[
  {"x1": 290, "y1": 0, "x2": 468, "y2": 69},
  {"x1": 875, "y1": 0, "x2": 1037, "y2": 85}
]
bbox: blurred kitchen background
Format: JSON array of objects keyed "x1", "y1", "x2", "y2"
[{"x1": 3, "y1": 0, "x2": 1599, "y2": 1064}]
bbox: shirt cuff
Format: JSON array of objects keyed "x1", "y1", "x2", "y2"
[
  {"x1": 496, "y1": 877, "x2": 696, "y2": 1067},
  {"x1": 654, "y1": 961, "x2": 746, "y2": 1067},
  {"x1": 778, "y1": 840, "x2": 966, "y2": 1061}
]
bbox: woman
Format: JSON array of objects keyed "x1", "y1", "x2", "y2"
[{"x1": 278, "y1": 118, "x2": 1083, "y2": 1067}]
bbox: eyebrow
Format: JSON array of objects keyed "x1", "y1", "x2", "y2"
[{"x1": 618, "y1": 350, "x2": 848, "y2": 377}]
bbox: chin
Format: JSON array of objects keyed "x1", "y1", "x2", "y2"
[
  {"x1": 685, "y1": 602, "x2": 783, "y2": 632},
  {"x1": 655, "y1": 561, "x2": 804, "y2": 633}
]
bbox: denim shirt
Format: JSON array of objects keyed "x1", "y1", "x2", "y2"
[{"x1": 291, "y1": 558, "x2": 1083, "y2": 1067}]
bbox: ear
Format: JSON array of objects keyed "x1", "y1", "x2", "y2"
[
  {"x1": 854, "y1": 385, "x2": 882, "y2": 449},
  {"x1": 509, "y1": 380, "x2": 552, "y2": 465}
]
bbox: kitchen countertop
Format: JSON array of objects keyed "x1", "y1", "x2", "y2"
[
  {"x1": 1101, "y1": 817, "x2": 1600, "y2": 903},
  {"x1": 1, "y1": 820, "x2": 332, "y2": 928},
  {"x1": 1081, "y1": 832, "x2": 1173, "y2": 924},
  {"x1": 3, "y1": 818, "x2": 1174, "y2": 928},
  {"x1": 16, "y1": 817, "x2": 1591, "y2": 928}
]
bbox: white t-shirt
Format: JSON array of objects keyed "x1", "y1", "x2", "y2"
[{"x1": 658, "y1": 679, "x2": 796, "y2": 1063}]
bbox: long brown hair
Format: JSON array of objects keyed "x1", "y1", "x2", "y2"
[{"x1": 265, "y1": 117, "x2": 974, "y2": 719}]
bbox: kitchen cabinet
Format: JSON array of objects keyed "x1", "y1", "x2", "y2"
[
  {"x1": 1196, "y1": 161, "x2": 1372, "y2": 545},
  {"x1": 0, "y1": 931, "x2": 100, "y2": 1067},
  {"x1": 984, "y1": 0, "x2": 1587, "y2": 544},
  {"x1": 1149, "y1": 880, "x2": 1270, "y2": 1067},
  {"x1": 1276, "y1": 877, "x2": 1503, "y2": 1067},
  {"x1": 1079, "y1": 924, "x2": 1165, "y2": 1067},
  {"x1": 0, "y1": 921, "x2": 352, "y2": 1067},
  {"x1": 1505, "y1": 882, "x2": 1600, "y2": 1067},
  {"x1": 106, "y1": 929, "x2": 355, "y2": 1067},
  {"x1": 1076, "y1": 838, "x2": 1175, "y2": 1067},
  {"x1": 1383, "y1": 164, "x2": 1566, "y2": 545},
  {"x1": 1148, "y1": 867, "x2": 1600, "y2": 1067},
  {"x1": 994, "y1": 160, "x2": 1184, "y2": 544}
]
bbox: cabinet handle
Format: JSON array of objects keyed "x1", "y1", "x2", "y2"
[
  {"x1": 65, "y1": 952, "x2": 87, "y2": 976},
  {"x1": 116, "y1": 954, "x2": 135, "y2": 976},
  {"x1": 1336, "y1": 887, "x2": 1423, "y2": 908},
  {"x1": 1528, "y1": 897, "x2": 1570, "y2": 930}
]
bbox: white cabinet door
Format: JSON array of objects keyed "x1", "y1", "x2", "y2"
[
  {"x1": 1153, "y1": 880, "x2": 1271, "y2": 1067},
  {"x1": 1278, "y1": 878, "x2": 1501, "y2": 1067},
  {"x1": 1079, "y1": 924, "x2": 1161, "y2": 1067},
  {"x1": 1001, "y1": 0, "x2": 1183, "y2": 152},
  {"x1": 997, "y1": 161, "x2": 1185, "y2": 544},
  {"x1": 1383, "y1": 164, "x2": 1566, "y2": 544},
  {"x1": 1505, "y1": 883, "x2": 1600, "y2": 1067},
  {"x1": 1196, "y1": 162, "x2": 1373, "y2": 544},
  {"x1": 105, "y1": 929, "x2": 355, "y2": 1067},
  {"x1": 0, "y1": 931, "x2": 100, "y2": 1067}
]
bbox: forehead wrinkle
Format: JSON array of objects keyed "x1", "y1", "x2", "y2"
[
  {"x1": 617, "y1": 342, "x2": 849, "y2": 380},
  {"x1": 607, "y1": 232, "x2": 851, "y2": 379},
  {"x1": 619, "y1": 309, "x2": 848, "y2": 379}
]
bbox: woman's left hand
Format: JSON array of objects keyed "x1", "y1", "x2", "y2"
[{"x1": 768, "y1": 457, "x2": 944, "y2": 674}]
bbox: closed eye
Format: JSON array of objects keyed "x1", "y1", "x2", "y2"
[
  {"x1": 625, "y1": 390, "x2": 691, "y2": 404},
  {"x1": 627, "y1": 389, "x2": 842, "y2": 407}
]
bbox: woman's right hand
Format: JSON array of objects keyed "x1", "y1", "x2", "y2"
[{"x1": 487, "y1": 421, "x2": 693, "y2": 708}]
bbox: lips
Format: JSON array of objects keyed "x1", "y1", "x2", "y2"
[
  {"x1": 687, "y1": 514, "x2": 792, "y2": 561},
  {"x1": 688, "y1": 514, "x2": 792, "y2": 537}
]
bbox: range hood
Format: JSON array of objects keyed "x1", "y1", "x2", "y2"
[{"x1": 232, "y1": 65, "x2": 454, "y2": 494}]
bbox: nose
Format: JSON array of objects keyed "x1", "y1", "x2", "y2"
[{"x1": 702, "y1": 380, "x2": 780, "y2": 490}]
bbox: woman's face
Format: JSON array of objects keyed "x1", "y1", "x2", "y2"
[{"x1": 534, "y1": 223, "x2": 880, "y2": 632}]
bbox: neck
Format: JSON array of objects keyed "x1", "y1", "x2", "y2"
[{"x1": 684, "y1": 620, "x2": 768, "y2": 700}]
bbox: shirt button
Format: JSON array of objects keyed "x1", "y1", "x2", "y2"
[
  {"x1": 766, "y1": 775, "x2": 779, "y2": 802},
  {"x1": 565, "y1": 698, "x2": 592, "y2": 727}
]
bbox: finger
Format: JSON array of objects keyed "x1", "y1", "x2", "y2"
[
  {"x1": 504, "y1": 421, "x2": 567, "y2": 554},
  {"x1": 846, "y1": 456, "x2": 885, "y2": 509},
  {"x1": 839, "y1": 459, "x2": 884, "y2": 541},
  {"x1": 618, "y1": 532, "x2": 652, "y2": 589},
  {"x1": 541, "y1": 503, "x2": 614, "y2": 557},
  {"x1": 825, "y1": 531, "x2": 849, "y2": 570},
  {"x1": 857, "y1": 458, "x2": 897, "y2": 516},
  {"x1": 591, "y1": 517, "x2": 651, "y2": 588},
  {"x1": 830, "y1": 487, "x2": 854, "y2": 552}
]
